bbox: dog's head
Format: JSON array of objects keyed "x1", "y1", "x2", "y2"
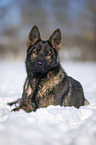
[{"x1": 26, "y1": 25, "x2": 61, "y2": 75}]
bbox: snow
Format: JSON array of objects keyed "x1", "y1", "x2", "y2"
[{"x1": 0, "y1": 61, "x2": 96, "y2": 145}]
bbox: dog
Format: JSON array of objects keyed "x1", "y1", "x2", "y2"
[{"x1": 8, "y1": 25, "x2": 89, "y2": 112}]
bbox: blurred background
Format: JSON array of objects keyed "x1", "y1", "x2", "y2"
[{"x1": 0, "y1": 0, "x2": 96, "y2": 61}]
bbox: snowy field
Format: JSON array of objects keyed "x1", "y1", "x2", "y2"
[{"x1": 0, "y1": 60, "x2": 96, "y2": 145}]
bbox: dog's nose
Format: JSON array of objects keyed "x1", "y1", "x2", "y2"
[{"x1": 37, "y1": 61, "x2": 43, "y2": 65}]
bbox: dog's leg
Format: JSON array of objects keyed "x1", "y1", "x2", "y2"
[
  {"x1": 11, "y1": 106, "x2": 21, "y2": 112},
  {"x1": 7, "y1": 99, "x2": 23, "y2": 112},
  {"x1": 8, "y1": 99, "x2": 36, "y2": 112},
  {"x1": 7, "y1": 98, "x2": 21, "y2": 107}
]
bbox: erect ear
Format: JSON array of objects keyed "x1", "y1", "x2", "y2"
[
  {"x1": 27, "y1": 25, "x2": 41, "y2": 47},
  {"x1": 48, "y1": 29, "x2": 61, "y2": 52}
]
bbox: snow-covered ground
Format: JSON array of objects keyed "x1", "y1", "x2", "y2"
[{"x1": 0, "y1": 60, "x2": 96, "y2": 145}]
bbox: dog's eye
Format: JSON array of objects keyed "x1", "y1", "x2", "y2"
[
  {"x1": 46, "y1": 53, "x2": 50, "y2": 56},
  {"x1": 33, "y1": 50, "x2": 38, "y2": 54},
  {"x1": 45, "y1": 51, "x2": 51, "y2": 56}
]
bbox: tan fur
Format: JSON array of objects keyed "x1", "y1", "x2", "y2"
[
  {"x1": 26, "y1": 84, "x2": 32, "y2": 96},
  {"x1": 84, "y1": 99, "x2": 89, "y2": 106},
  {"x1": 57, "y1": 43, "x2": 61, "y2": 52}
]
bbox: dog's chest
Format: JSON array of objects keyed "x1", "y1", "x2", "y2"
[{"x1": 33, "y1": 69, "x2": 64, "y2": 96}]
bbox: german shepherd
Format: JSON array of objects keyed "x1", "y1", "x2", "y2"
[{"x1": 8, "y1": 25, "x2": 89, "y2": 112}]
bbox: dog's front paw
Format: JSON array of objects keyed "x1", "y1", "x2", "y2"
[{"x1": 11, "y1": 107, "x2": 20, "y2": 112}]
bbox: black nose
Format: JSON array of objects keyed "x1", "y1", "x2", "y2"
[{"x1": 37, "y1": 61, "x2": 43, "y2": 66}]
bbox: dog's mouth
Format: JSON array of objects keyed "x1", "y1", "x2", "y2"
[{"x1": 34, "y1": 66, "x2": 45, "y2": 73}]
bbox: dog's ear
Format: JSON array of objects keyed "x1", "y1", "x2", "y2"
[
  {"x1": 27, "y1": 25, "x2": 41, "y2": 47},
  {"x1": 49, "y1": 29, "x2": 61, "y2": 52}
]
